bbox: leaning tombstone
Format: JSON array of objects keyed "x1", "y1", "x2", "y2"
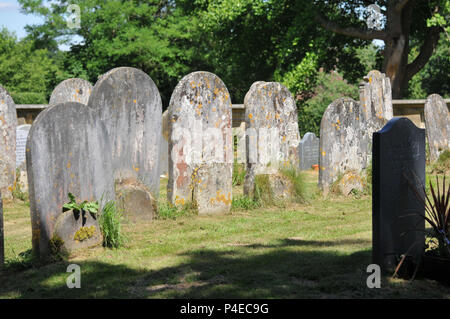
[
  {"x1": 0, "y1": 85, "x2": 17, "y2": 199},
  {"x1": 319, "y1": 97, "x2": 369, "y2": 195},
  {"x1": 88, "y1": 67, "x2": 162, "y2": 222},
  {"x1": 159, "y1": 110, "x2": 169, "y2": 177},
  {"x1": 424, "y1": 94, "x2": 450, "y2": 162},
  {"x1": 168, "y1": 71, "x2": 233, "y2": 214},
  {"x1": 27, "y1": 102, "x2": 114, "y2": 258},
  {"x1": 298, "y1": 132, "x2": 320, "y2": 170},
  {"x1": 243, "y1": 81, "x2": 301, "y2": 200},
  {"x1": 49, "y1": 78, "x2": 93, "y2": 105},
  {"x1": 0, "y1": 191, "x2": 3, "y2": 269},
  {"x1": 372, "y1": 117, "x2": 425, "y2": 273}
]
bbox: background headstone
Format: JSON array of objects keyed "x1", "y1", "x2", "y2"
[
  {"x1": 168, "y1": 71, "x2": 233, "y2": 214},
  {"x1": 319, "y1": 97, "x2": 369, "y2": 195},
  {"x1": 424, "y1": 94, "x2": 450, "y2": 162},
  {"x1": 16, "y1": 124, "x2": 31, "y2": 170},
  {"x1": 0, "y1": 85, "x2": 17, "y2": 199},
  {"x1": 233, "y1": 121, "x2": 246, "y2": 164},
  {"x1": 27, "y1": 102, "x2": 114, "y2": 258},
  {"x1": 372, "y1": 117, "x2": 425, "y2": 272},
  {"x1": 298, "y1": 132, "x2": 320, "y2": 170},
  {"x1": 159, "y1": 110, "x2": 169, "y2": 177},
  {"x1": 243, "y1": 81, "x2": 300, "y2": 198},
  {"x1": 88, "y1": 67, "x2": 162, "y2": 221},
  {"x1": 0, "y1": 191, "x2": 3, "y2": 269},
  {"x1": 49, "y1": 78, "x2": 93, "y2": 105}
]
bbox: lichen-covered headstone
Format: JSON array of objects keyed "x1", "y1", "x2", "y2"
[
  {"x1": 159, "y1": 110, "x2": 169, "y2": 177},
  {"x1": 298, "y1": 132, "x2": 320, "y2": 170},
  {"x1": 319, "y1": 98, "x2": 369, "y2": 195},
  {"x1": 233, "y1": 122, "x2": 246, "y2": 164},
  {"x1": 168, "y1": 71, "x2": 233, "y2": 214},
  {"x1": 88, "y1": 67, "x2": 162, "y2": 221},
  {"x1": 359, "y1": 70, "x2": 393, "y2": 137},
  {"x1": 49, "y1": 78, "x2": 93, "y2": 105},
  {"x1": 243, "y1": 81, "x2": 300, "y2": 198},
  {"x1": 27, "y1": 102, "x2": 114, "y2": 258},
  {"x1": 372, "y1": 117, "x2": 425, "y2": 272},
  {"x1": 0, "y1": 85, "x2": 17, "y2": 199},
  {"x1": 0, "y1": 191, "x2": 3, "y2": 269},
  {"x1": 16, "y1": 124, "x2": 31, "y2": 170},
  {"x1": 424, "y1": 94, "x2": 450, "y2": 162}
]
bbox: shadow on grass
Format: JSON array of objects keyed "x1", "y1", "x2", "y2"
[{"x1": 0, "y1": 238, "x2": 448, "y2": 298}]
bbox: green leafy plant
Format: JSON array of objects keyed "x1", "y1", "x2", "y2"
[
  {"x1": 63, "y1": 193, "x2": 99, "y2": 215},
  {"x1": 231, "y1": 195, "x2": 261, "y2": 211},
  {"x1": 98, "y1": 201, "x2": 126, "y2": 248}
]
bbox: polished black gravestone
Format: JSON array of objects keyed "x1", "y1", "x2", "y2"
[{"x1": 372, "y1": 117, "x2": 425, "y2": 272}]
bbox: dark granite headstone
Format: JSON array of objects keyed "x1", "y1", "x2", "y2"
[
  {"x1": 49, "y1": 78, "x2": 93, "y2": 105},
  {"x1": 372, "y1": 117, "x2": 425, "y2": 272},
  {"x1": 0, "y1": 85, "x2": 17, "y2": 199},
  {"x1": 0, "y1": 191, "x2": 3, "y2": 269},
  {"x1": 88, "y1": 67, "x2": 162, "y2": 221},
  {"x1": 27, "y1": 102, "x2": 114, "y2": 258},
  {"x1": 298, "y1": 132, "x2": 320, "y2": 170}
]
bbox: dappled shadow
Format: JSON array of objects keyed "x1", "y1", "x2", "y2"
[{"x1": 0, "y1": 238, "x2": 449, "y2": 298}]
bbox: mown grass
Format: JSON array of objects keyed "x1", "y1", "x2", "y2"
[{"x1": 1, "y1": 171, "x2": 449, "y2": 298}]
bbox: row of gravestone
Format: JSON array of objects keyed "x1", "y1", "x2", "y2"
[
  {"x1": 318, "y1": 70, "x2": 450, "y2": 195},
  {"x1": 0, "y1": 68, "x2": 303, "y2": 258}
]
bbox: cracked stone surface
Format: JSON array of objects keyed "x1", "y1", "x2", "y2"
[
  {"x1": 424, "y1": 94, "x2": 450, "y2": 162},
  {"x1": 168, "y1": 71, "x2": 232, "y2": 214}
]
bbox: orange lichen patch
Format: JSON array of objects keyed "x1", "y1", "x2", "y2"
[
  {"x1": 133, "y1": 166, "x2": 140, "y2": 172},
  {"x1": 175, "y1": 196, "x2": 186, "y2": 206},
  {"x1": 212, "y1": 107, "x2": 217, "y2": 112},
  {"x1": 197, "y1": 103, "x2": 203, "y2": 109},
  {"x1": 210, "y1": 191, "x2": 232, "y2": 205},
  {"x1": 133, "y1": 99, "x2": 137, "y2": 103},
  {"x1": 248, "y1": 113, "x2": 253, "y2": 119},
  {"x1": 191, "y1": 81, "x2": 196, "y2": 89},
  {"x1": 70, "y1": 173, "x2": 75, "y2": 179},
  {"x1": 67, "y1": 161, "x2": 71, "y2": 169},
  {"x1": 275, "y1": 114, "x2": 280, "y2": 120},
  {"x1": 322, "y1": 151, "x2": 326, "y2": 156}
]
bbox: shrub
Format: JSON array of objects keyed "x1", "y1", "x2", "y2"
[{"x1": 99, "y1": 201, "x2": 126, "y2": 249}]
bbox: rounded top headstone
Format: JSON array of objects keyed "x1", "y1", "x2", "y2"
[{"x1": 49, "y1": 78, "x2": 93, "y2": 105}]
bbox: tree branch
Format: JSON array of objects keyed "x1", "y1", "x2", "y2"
[
  {"x1": 316, "y1": 13, "x2": 388, "y2": 41},
  {"x1": 396, "y1": 0, "x2": 411, "y2": 12},
  {"x1": 405, "y1": 26, "x2": 441, "y2": 81}
]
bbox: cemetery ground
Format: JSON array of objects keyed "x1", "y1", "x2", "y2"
[{"x1": 1, "y1": 169, "x2": 449, "y2": 299}]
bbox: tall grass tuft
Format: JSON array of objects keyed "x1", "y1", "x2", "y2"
[
  {"x1": 157, "y1": 202, "x2": 196, "y2": 220},
  {"x1": 232, "y1": 161, "x2": 246, "y2": 186},
  {"x1": 254, "y1": 174, "x2": 275, "y2": 207},
  {"x1": 280, "y1": 166, "x2": 307, "y2": 203},
  {"x1": 99, "y1": 201, "x2": 126, "y2": 248}
]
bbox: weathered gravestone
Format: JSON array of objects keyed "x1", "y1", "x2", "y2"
[
  {"x1": 159, "y1": 110, "x2": 169, "y2": 177},
  {"x1": 243, "y1": 81, "x2": 301, "y2": 199},
  {"x1": 424, "y1": 94, "x2": 450, "y2": 162},
  {"x1": 372, "y1": 117, "x2": 425, "y2": 273},
  {"x1": 168, "y1": 71, "x2": 233, "y2": 214},
  {"x1": 27, "y1": 102, "x2": 114, "y2": 258},
  {"x1": 0, "y1": 85, "x2": 17, "y2": 199},
  {"x1": 88, "y1": 67, "x2": 162, "y2": 222},
  {"x1": 298, "y1": 132, "x2": 320, "y2": 170},
  {"x1": 16, "y1": 124, "x2": 31, "y2": 169},
  {"x1": 0, "y1": 191, "x2": 3, "y2": 269},
  {"x1": 233, "y1": 121, "x2": 246, "y2": 164},
  {"x1": 49, "y1": 78, "x2": 93, "y2": 105},
  {"x1": 359, "y1": 70, "x2": 393, "y2": 135},
  {"x1": 319, "y1": 98, "x2": 369, "y2": 195}
]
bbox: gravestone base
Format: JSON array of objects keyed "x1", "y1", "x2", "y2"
[
  {"x1": 335, "y1": 171, "x2": 364, "y2": 195},
  {"x1": 116, "y1": 179, "x2": 156, "y2": 222},
  {"x1": 192, "y1": 164, "x2": 232, "y2": 215},
  {"x1": 53, "y1": 209, "x2": 103, "y2": 253},
  {"x1": 268, "y1": 173, "x2": 295, "y2": 200}
]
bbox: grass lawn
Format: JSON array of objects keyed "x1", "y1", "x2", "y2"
[{"x1": 0, "y1": 171, "x2": 449, "y2": 299}]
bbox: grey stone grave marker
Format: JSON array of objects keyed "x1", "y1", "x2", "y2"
[
  {"x1": 243, "y1": 81, "x2": 301, "y2": 199},
  {"x1": 88, "y1": 67, "x2": 162, "y2": 222},
  {"x1": 27, "y1": 102, "x2": 114, "y2": 258},
  {"x1": 168, "y1": 71, "x2": 233, "y2": 214},
  {"x1": 16, "y1": 124, "x2": 31, "y2": 170},
  {"x1": 424, "y1": 94, "x2": 450, "y2": 162},
  {"x1": 372, "y1": 117, "x2": 425, "y2": 272},
  {"x1": 298, "y1": 132, "x2": 320, "y2": 170},
  {"x1": 49, "y1": 78, "x2": 93, "y2": 105},
  {"x1": 0, "y1": 85, "x2": 17, "y2": 199},
  {"x1": 319, "y1": 97, "x2": 369, "y2": 195}
]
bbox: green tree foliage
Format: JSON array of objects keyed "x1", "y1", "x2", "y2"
[{"x1": 0, "y1": 28, "x2": 65, "y2": 103}]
